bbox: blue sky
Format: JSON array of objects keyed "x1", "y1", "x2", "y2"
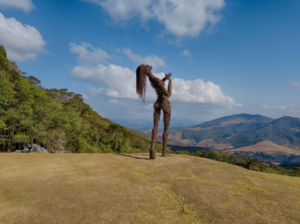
[{"x1": 0, "y1": 0, "x2": 300, "y2": 124}]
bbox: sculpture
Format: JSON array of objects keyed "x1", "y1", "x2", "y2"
[{"x1": 136, "y1": 64, "x2": 172, "y2": 159}]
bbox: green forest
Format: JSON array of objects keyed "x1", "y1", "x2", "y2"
[{"x1": 0, "y1": 45, "x2": 161, "y2": 153}]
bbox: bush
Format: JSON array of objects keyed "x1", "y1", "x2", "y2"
[
  {"x1": 290, "y1": 167, "x2": 300, "y2": 176},
  {"x1": 120, "y1": 143, "x2": 133, "y2": 153},
  {"x1": 103, "y1": 144, "x2": 114, "y2": 153}
]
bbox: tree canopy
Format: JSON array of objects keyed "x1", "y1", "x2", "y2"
[{"x1": 0, "y1": 46, "x2": 160, "y2": 153}]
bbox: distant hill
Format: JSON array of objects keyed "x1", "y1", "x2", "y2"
[
  {"x1": 194, "y1": 113, "x2": 273, "y2": 129},
  {"x1": 226, "y1": 140, "x2": 300, "y2": 163},
  {"x1": 227, "y1": 140, "x2": 300, "y2": 156},
  {"x1": 168, "y1": 113, "x2": 300, "y2": 152},
  {"x1": 222, "y1": 116, "x2": 300, "y2": 149}
]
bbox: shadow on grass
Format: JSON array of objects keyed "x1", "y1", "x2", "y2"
[{"x1": 116, "y1": 153, "x2": 150, "y2": 160}]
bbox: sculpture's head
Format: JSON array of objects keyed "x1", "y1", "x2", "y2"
[
  {"x1": 136, "y1": 64, "x2": 149, "y2": 103},
  {"x1": 144, "y1": 64, "x2": 153, "y2": 74}
]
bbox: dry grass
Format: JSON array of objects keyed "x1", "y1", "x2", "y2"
[
  {"x1": 227, "y1": 140, "x2": 300, "y2": 156},
  {"x1": 0, "y1": 153, "x2": 299, "y2": 224}
]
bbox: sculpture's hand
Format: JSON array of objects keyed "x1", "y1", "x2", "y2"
[{"x1": 165, "y1": 72, "x2": 172, "y2": 80}]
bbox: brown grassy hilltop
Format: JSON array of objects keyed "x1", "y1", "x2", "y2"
[
  {"x1": 0, "y1": 153, "x2": 299, "y2": 224},
  {"x1": 227, "y1": 140, "x2": 300, "y2": 156}
]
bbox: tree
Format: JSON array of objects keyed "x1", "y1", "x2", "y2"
[{"x1": 0, "y1": 45, "x2": 7, "y2": 58}]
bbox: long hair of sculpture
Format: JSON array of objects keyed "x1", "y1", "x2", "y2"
[{"x1": 136, "y1": 64, "x2": 172, "y2": 159}]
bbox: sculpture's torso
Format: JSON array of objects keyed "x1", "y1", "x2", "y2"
[{"x1": 149, "y1": 76, "x2": 171, "y2": 114}]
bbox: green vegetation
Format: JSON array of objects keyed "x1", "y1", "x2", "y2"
[
  {"x1": 173, "y1": 149, "x2": 300, "y2": 177},
  {"x1": 281, "y1": 162, "x2": 300, "y2": 169},
  {"x1": 0, "y1": 45, "x2": 7, "y2": 58},
  {"x1": 228, "y1": 150, "x2": 300, "y2": 164},
  {"x1": 167, "y1": 145, "x2": 207, "y2": 153},
  {"x1": 0, "y1": 46, "x2": 160, "y2": 153}
]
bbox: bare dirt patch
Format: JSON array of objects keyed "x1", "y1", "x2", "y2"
[
  {"x1": 196, "y1": 139, "x2": 233, "y2": 150},
  {"x1": 168, "y1": 131, "x2": 182, "y2": 141}
]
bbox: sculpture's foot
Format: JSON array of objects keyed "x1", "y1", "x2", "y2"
[
  {"x1": 161, "y1": 153, "x2": 169, "y2": 157},
  {"x1": 150, "y1": 148, "x2": 156, "y2": 159}
]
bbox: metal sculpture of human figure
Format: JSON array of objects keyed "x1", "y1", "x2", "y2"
[{"x1": 136, "y1": 64, "x2": 172, "y2": 159}]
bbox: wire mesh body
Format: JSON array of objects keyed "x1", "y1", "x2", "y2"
[
  {"x1": 151, "y1": 95, "x2": 171, "y2": 159},
  {"x1": 136, "y1": 64, "x2": 172, "y2": 159}
]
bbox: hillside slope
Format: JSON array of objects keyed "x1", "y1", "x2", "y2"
[
  {"x1": 1, "y1": 154, "x2": 299, "y2": 224},
  {"x1": 0, "y1": 45, "x2": 155, "y2": 153}
]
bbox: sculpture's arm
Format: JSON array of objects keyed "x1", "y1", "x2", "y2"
[
  {"x1": 163, "y1": 73, "x2": 172, "y2": 97},
  {"x1": 147, "y1": 71, "x2": 172, "y2": 97},
  {"x1": 166, "y1": 79, "x2": 172, "y2": 97}
]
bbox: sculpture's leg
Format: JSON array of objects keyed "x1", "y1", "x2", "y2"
[
  {"x1": 162, "y1": 103, "x2": 171, "y2": 157},
  {"x1": 150, "y1": 107, "x2": 161, "y2": 159}
]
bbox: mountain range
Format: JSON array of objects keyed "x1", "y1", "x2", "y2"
[
  {"x1": 125, "y1": 113, "x2": 300, "y2": 163},
  {"x1": 166, "y1": 113, "x2": 300, "y2": 150}
]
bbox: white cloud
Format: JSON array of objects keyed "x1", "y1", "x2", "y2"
[
  {"x1": 70, "y1": 42, "x2": 240, "y2": 121},
  {"x1": 181, "y1": 50, "x2": 190, "y2": 58},
  {"x1": 83, "y1": 0, "x2": 225, "y2": 37},
  {"x1": 263, "y1": 104, "x2": 300, "y2": 117},
  {"x1": 69, "y1": 42, "x2": 110, "y2": 65},
  {"x1": 82, "y1": 94, "x2": 91, "y2": 100},
  {"x1": 122, "y1": 48, "x2": 166, "y2": 69},
  {"x1": 71, "y1": 63, "x2": 240, "y2": 107},
  {"x1": 291, "y1": 81, "x2": 300, "y2": 87},
  {"x1": 262, "y1": 105, "x2": 269, "y2": 109},
  {"x1": 71, "y1": 64, "x2": 163, "y2": 101},
  {"x1": 278, "y1": 106, "x2": 286, "y2": 110},
  {"x1": 0, "y1": 0, "x2": 35, "y2": 12},
  {"x1": 171, "y1": 78, "x2": 240, "y2": 106},
  {"x1": 84, "y1": 0, "x2": 152, "y2": 20},
  {"x1": 71, "y1": 64, "x2": 139, "y2": 100},
  {"x1": 0, "y1": 13, "x2": 46, "y2": 62},
  {"x1": 262, "y1": 105, "x2": 286, "y2": 110}
]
